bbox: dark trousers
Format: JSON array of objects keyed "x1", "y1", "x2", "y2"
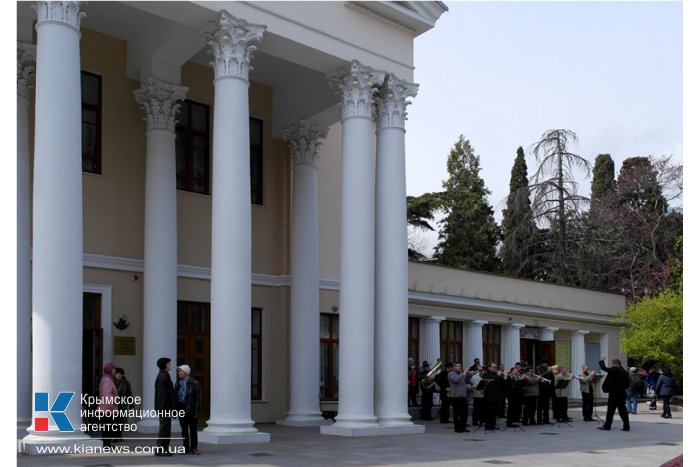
[
  {"x1": 100, "y1": 412, "x2": 116, "y2": 447},
  {"x1": 555, "y1": 397, "x2": 569, "y2": 421},
  {"x1": 522, "y1": 396, "x2": 537, "y2": 424},
  {"x1": 484, "y1": 400, "x2": 498, "y2": 429},
  {"x1": 408, "y1": 386, "x2": 418, "y2": 407},
  {"x1": 438, "y1": 396, "x2": 451, "y2": 423},
  {"x1": 603, "y1": 393, "x2": 630, "y2": 429},
  {"x1": 506, "y1": 395, "x2": 522, "y2": 425},
  {"x1": 662, "y1": 395, "x2": 672, "y2": 417},
  {"x1": 472, "y1": 398, "x2": 484, "y2": 425},
  {"x1": 582, "y1": 391, "x2": 594, "y2": 420},
  {"x1": 157, "y1": 416, "x2": 172, "y2": 449},
  {"x1": 178, "y1": 415, "x2": 198, "y2": 451},
  {"x1": 420, "y1": 389, "x2": 433, "y2": 420},
  {"x1": 551, "y1": 391, "x2": 559, "y2": 420},
  {"x1": 452, "y1": 397, "x2": 468, "y2": 432},
  {"x1": 537, "y1": 391, "x2": 550, "y2": 423}
]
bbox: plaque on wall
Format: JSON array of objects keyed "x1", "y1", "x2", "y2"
[{"x1": 113, "y1": 336, "x2": 136, "y2": 356}]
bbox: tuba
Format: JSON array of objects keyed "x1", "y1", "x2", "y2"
[{"x1": 420, "y1": 360, "x2": 444, "y2": 391}]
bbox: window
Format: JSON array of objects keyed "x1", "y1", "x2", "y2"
[
  {"x1": 320, "y1": 314, "x2": 339, "y2": 400},
  {"x1": 251, "y1": 308, "x2": 263, "y2": 400},
  {"x1": 250, "y1": 118, "x2": 263, "y2": 205},
  {"x1": 440, "y1": 320, "x2": 463, "y2": 365},
  {"x1": 176, "y1": 100, "x2": 210, "y2": 194},
  {"x1": 81, "y1": 71, "x2": 102, "y2": 174},
  {"x1": 175, "y1": 102, "x2": 263, "y2": 205},
  {"x1": 408, "y1": 317, "x2": 419, "y2": 366},
  {"x1": 482, "y1": 324, "x2": 501, "y2": 367}
]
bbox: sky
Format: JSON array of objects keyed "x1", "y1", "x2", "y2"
[{"x1": 405, "y1": 1, "x2": 683, "y2": 238}]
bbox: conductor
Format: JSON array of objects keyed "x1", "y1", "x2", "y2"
[{"x1": 597, "y1": 354, "x2": 630, "y2": 432}]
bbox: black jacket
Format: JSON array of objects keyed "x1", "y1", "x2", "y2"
[
  {"x1": 155, "y1": 369, "x2": 175, "y2": 411},
  {"x1": 599, "y1": 360, "x2": 628, "y2": 397},
  {"x1": 176, "y1": 377, "x2": 203, "y2": 417}
]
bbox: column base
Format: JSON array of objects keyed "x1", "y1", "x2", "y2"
[
  {"x1": 321, "y1": 423, "x2": 424, "y2": 437},
  {"x1": 200, "y1": 419, "x2": 270, "y2": 444},
  {"x1": 199, "y1": 431, "x2": 270, "y2": 445},
  {"x1": 277, "y1": 416, "x2": 332, "y2": 427},
  {"x1": 136, "y1": 417, "x2": 159, "y2": 433},
  {"x1": 376, "y1": 414, "x2": 415, "y2": 427},
  {"x1": 20, "y1": 432, "x2": 102, "y2": 456}
]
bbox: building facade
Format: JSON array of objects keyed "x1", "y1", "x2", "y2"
[{"x1": 17, "y1": 0, "x2": 623, "y2": 454}]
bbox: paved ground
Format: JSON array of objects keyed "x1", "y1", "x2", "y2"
[{"x1": 17, "y1": 404, "x2": 683, "y2": 466}]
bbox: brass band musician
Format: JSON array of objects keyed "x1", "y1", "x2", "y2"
[
  {"x1": 578, "y1": 363, "x2": 597, "y2": 421},
  {"x1": 553, "y1": 366, "x2": 574, "y2": 422},
  {"x1": 521, "y1": 367, "x2": 539, "y2": 425}
]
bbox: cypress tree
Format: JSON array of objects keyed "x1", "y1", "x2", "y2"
[
  {"x1": 435, "y1": 136, "x2": 500, "y2": 272},
  {"x1": 501, "y1": 147, "x2": 538, "y2": 278},
  {"x1": 591, "y1": 154, "x2": 615, "y2": 205}
]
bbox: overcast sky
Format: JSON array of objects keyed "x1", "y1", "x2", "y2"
[{"x1": 405, "y1": 1, "x2": 683, "y2": 231}]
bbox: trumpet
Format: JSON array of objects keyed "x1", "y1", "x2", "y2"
[{"x1": 535, "y1": 375, "x2": 551, "y2": 384}]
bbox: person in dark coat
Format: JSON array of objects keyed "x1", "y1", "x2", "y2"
[
  {"x1": 435, "y1": 362, "x2": 452, "y2": 423},
  {"x1": 482, "y1": 362, "x2": 502, "y2": 430},
  {"x1": 176, "y1": 364, "x2": 203, "y2": 454},
  {"x1": 655, "y1": 368, "x2": 676, "y2": 419},
  {"x1": 154, "y1": 357, "x2": 175, "y2": 456},
  {"x1": 419, "y1": 361, "x2": 434, "y2": 420},
  {"x1": 597, "y1": 355, "x2": 630, "y2": 431}
]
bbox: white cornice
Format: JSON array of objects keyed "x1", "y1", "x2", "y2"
[{"x1": 81, "y1": 252, "x2": 618, "y2": 325}]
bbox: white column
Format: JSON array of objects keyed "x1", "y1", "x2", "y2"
[
  {"x1": 466, "y1": 320, "x2": 488, "y2": 367},
  {"x1": 424, "y1": 316, "x2": 444, "y2": 365},
  {"x1": 133, "y1": 77, "x2": 187, "y2": 431},
  {"x1": 17, "y1": 41, "x2": 36, "y2": 430},
  {"x1": 322, "y1": 61, "x2": 384, "y2": 436},
  {"x1": 373, "y1": 75, "x2": 421, "y2": 430},
  {"x1": 21, "y1": 1, "x2": 99, "y2": 455},
  {"x1": 540, "y1": 326, "x2": 559, "y2": 341},
  {"x1": 571, "y1": 330, "x2": 589, "y2": 400},
  {"x1": 200, "y1": 13, "x2": 269, "y2": 444},
  {"x1": 502, "y1": 323, "x2": 525, "y2": 369},
  {"x1": 278, "y1": 121, "x2": 329, "y2": 427}
]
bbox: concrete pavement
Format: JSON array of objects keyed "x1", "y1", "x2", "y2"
[{"x1": 17, "y1": 404, "x2": 683, "y2": 466}]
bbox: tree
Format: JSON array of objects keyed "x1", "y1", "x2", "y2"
[
  {"x1": 590, "y1": 154, "x2": 615, "y2": 205},
  {"x1": 434, "y1": 135, "x2": 500, "y2": 272},
  {"x1": 500, "y1": 147, "x2": 538, "y2": 278},
  {"x1": 529, "y1": 129, "x2": 591, "y2": 284},
  {"x1": 580, "y1": 155, "x2": 682, "y2": 299},
  {"x1": 615, "y1": 290, "x2": 682, "y2": 391},
  {"x1": 406, "y1": 192, "x2": 443, "y2": 260}
]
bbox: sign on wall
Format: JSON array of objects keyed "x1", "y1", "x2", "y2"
[
  {"x1": 113, "y1": 336, "x2": 136, "y2": 356},
  {"x1": 555, "y1": 340, "x2": 571, "y2": 370}
]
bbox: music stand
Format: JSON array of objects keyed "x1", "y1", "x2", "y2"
[
  {"x1": 472, "y1": 380, "x2": 496, "y2": 434},
  {"x1": 553, "y1": 378, "x2": 572, "y2": 428},
  {"x1": 589, "y1": 375, "x2": 604, "y2": 424}
]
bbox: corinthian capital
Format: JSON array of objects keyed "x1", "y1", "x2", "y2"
[
  {"x1": 282, "y1": 120, "x2": 329, "y2": 168},
  {"x1": 133, "y1": 77, "x2": 189, "y2": 132},
  {"x1": 328, "y1": 60, "x2": 385, "y2": 120},
  {"x1": 375, "y1": 74, "x2": 418, "y2": 130},
  {"x1": 17, "y1": 42, "x2": 37, "y2": 99},
  {"x1": 202, "y1": 12, "x2": 266, "y2": 82},
  {"x1": 33, "y1": 1, "x2": 85, "y2": 32}
]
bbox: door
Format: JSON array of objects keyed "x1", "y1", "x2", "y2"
[
  {"x1": 82, "y1": 292, "x2": 103, "y2": 398},
  {"x1": 177, "y1": 301, "x2": 211, "y2": 422}
]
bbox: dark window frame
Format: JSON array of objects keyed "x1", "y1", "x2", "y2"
[
  {"x1": 81, "y1": 71, "x2": 102, "y2": 174},
  {"x1": 440, "y1": 320, "x2": 463, "y2": 365},
  {"x1": 320, "y1": 313, "x2": 339, "y2": 401},
  {"x1": 251, "y1": 307, "x2": 263, "y2": 400},
  {"x1": 249, "y1": 117, "x2": 263, "y2": 205},
  {"x1": 408, "y1": 317, "x2": 420, "y2": 366},
  {"x1": 176, "y1": 100, "x2": 211, "y2": 195},
  {"x1": 482, "y1": 324, "x2": 502, "y2": 367}
]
